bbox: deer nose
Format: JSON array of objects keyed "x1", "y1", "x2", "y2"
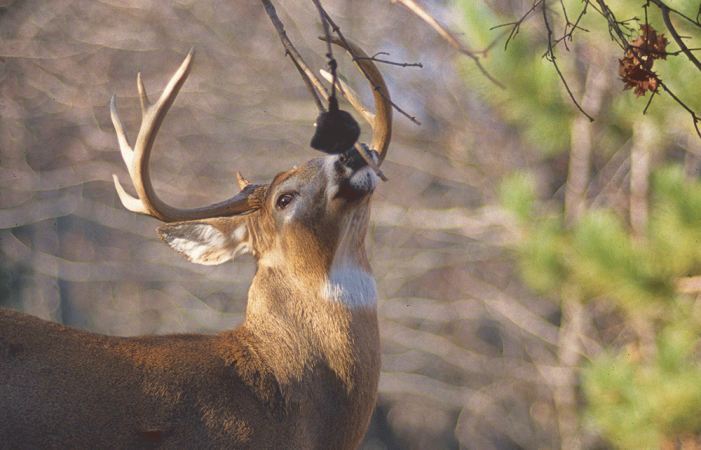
[{"x1": 343, "y1": 147, "x2": 378, "y2": 171}]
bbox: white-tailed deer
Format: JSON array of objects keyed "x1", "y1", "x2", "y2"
[{"x1": 0, "y1": 37, "x2": 391, "y2": 450}]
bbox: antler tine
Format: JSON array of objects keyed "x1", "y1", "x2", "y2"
[
  {"x1": 111, "y1": 48, "x2": 264, "y2": 222},
  {"x1": 322, "y1": 37, "x2": 393, "y2": 165}
]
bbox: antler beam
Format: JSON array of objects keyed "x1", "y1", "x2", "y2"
[
  {"x1": 322, "y1": 36, "x2": 393, "y2": 165},
  {"x1": 110, "y1": 48, "x2": 265, "y2": 223}
]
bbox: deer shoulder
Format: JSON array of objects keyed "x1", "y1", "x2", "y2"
[{"x1": 0, "y1": 37, "x2": 391, "y2": 450}]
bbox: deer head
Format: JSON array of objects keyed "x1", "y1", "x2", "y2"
[
  {"x1": 109, "y1": 41, "x2": 392, "y2": 449},
  {"x1": 110, "y1": 40, "x2": 390, "y2": 303},
  {"x1": 0, "y1": 38, "x2": 392, "y2": 450},
  {"x1": 111, "y1": 45, "x2": 389, "y2": 354}
]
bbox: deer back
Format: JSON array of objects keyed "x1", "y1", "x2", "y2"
[{"x1": 0, "y1": 36, "x2": 391, "y2": 450}]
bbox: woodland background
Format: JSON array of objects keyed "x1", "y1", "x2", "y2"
[{"x1": 2, "y1": 0, "x2": 701, "y2": 449}]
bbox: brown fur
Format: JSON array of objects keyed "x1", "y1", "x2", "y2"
[{"x1": 0, "y1": 156, "x2": 381, "y2": 450}]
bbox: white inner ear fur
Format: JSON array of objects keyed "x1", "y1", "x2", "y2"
[{"x1": 160, "y1": 222, "x2": 251, "y2": 266}]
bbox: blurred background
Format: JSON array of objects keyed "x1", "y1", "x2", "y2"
[{"x1": 2, "y1": 0, "x2": 701, "y2": 449}]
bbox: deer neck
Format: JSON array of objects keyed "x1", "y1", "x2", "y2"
[{"x1": 243, "y1": 206, "x2": 379, "y2": 391}]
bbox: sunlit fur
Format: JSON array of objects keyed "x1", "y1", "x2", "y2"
[{"x1": 0, "y1": 152, "x2": 381, "y2": 450}]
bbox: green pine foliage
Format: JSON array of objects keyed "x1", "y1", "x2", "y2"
[
  {"x1": 583, "y1": 321, "x2": 701, "y2": 450},
  {"x1": 503, "y1": 166, "x2": 701, "y2": 448},
  {"x1": 650, "y1": 167, "x2": 701, "y2": 278},
  {"x1": 456, "y1": 0, "x2": 701, "y2": 154},
  {"x1": 455, "y1": 0, "x2": 701, "y2": 445}
]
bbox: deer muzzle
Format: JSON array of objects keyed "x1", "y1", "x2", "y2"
[{"x1": 331, "y1": 145, "x2": 379, "y2": 202}]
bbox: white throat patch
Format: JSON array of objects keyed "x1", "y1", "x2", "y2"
[{"x1": 321, "y1": 265, "x2": 378, "y2": 308}]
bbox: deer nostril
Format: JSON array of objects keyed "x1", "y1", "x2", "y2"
[{"x1": 343, "y1": 147, "x2": 379, "y2": 171}]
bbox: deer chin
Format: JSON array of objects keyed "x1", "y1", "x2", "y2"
[
  {"x1": 6, "y1": 36, "x2": 392, "y2": 450},
  {"x1": 334, "y1": 165, "x2": 376, "y2": 202},
  {"x1": 326, "y1": 147, "x2": 379, "y2": 203}
]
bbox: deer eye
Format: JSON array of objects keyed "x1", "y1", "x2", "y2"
[{"x1": 276, "y1": 193, "x2": 295, "y2": 210}]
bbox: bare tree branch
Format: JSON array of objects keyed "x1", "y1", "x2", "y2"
[
  {"x1": 493, "y1": 0, "x2": 543, "y2": 51},
  {"x1": 264, "y1": 0, "x2": 391, "y2": 179},
  {"x1": 357, "y1": 53, "x2": 424, "y2": 69},
  {"x1": 542, "y1": 2, "x2": 594, "y2": 122},
  {"x1": 318, "y1": 8, "x2": 422, "y2": 126},
  {"x1": 390, "y1": 0, "x2": 505, "y2": 89},
  {"x1": 311, "y1": 0, "x2": 338, "y2": 100},
  {"x1": 261, "y1": 0, "x2": 328, "y2": 112},
  {"x1": 648, "y1": 0, "x2": 701, "y2": 72},
  {"x1": 494, "y1": 0, "x2": 701, "y2": 135}
]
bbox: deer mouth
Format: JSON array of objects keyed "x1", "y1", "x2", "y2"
[
  {"x1": 342, "y1": 146, "x2": 377, "y2": 171},
  {"x1": 332, "y1": 147, "x2": 378, "y2": 203}
]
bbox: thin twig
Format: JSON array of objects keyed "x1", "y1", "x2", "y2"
[
  {"x1": 551, "y1": 0, "x2": 591, "y2": 50},
  {"x1": 311, "y1": 0, "x2": 338, "y2": 100},
  {"x1": 478, "y1": 28, "x2": 511, "y2": 56},
  {"x1": 658, "y1": 80, "x2": 701, "y2": 138},
  {"x1": 493, "y1": 0, "x2": 543, "y2": 51},
  {"x1": 542, "y1": 2, "x2": 595, "y2": 122},
  {"x1": 357, "y1": 54, "x2": 424, "y2": 68},
  {"x1": 627, "y1": 44, "x2": 701, "y2": 58},
  {"x1": 319, "y1": 9, "x2": 422, "y2": 126},
  {"x1": 261, "y1": 0, "x2": 329, "y2": 112},
  {"x1": 594, "y1": 0, "x2": 632, "y2": 48},
  {"x1": 390, "y1": 0, "x2": 504, "y2": 89},
  {"x1": 642, "y1": 90, "x2": 656, "y2": 115},
  {"x1": 648, "y1": 0, "x2": 701, "y2": 72}
]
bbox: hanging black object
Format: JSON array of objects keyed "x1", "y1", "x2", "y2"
[{"x1": 310, "y1": 96, "x2": 361, "y2": 155}]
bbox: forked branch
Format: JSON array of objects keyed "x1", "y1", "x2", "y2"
[
  {"x1": 390, "y1": 0, "x2": 504, "y2": 89},
  {"x1": 262, "y1": 0, "x2": 394, "y2": 176},
  {"x1": 261, "y1": 0, "x2": 329, "y2": 112},
  {"x1": 318, "y1": 9, "x2": 421, "y2": 127}
]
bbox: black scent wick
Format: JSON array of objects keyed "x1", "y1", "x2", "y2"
[{"x1": 310, "y1": 96, "x2": 361, "y2": 155}]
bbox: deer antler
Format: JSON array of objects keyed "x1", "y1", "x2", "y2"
[
  {"x1": 110, "y1": 48, "x2": 266, "y2": 223},
  {"x1": 322, "y1": 37, "x2": 393, "y2": 165}
]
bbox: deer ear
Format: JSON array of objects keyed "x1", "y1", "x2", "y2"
[{"x1": 157, "y1": 217, "x2": 252, "y2": 266}]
